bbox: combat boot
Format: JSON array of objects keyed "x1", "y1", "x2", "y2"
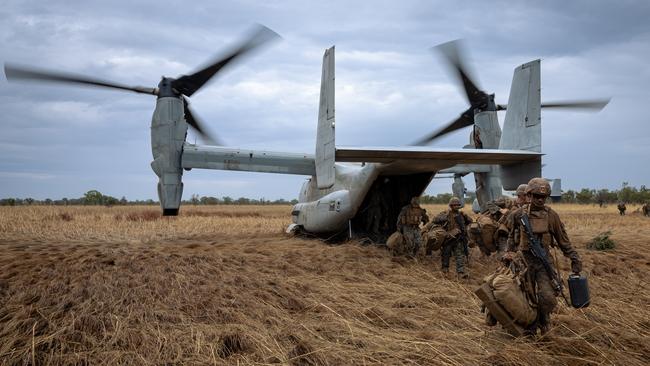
[
  {"x1": 538, "y1": 313, "x2": 551, "y2": 336},
  {"x1": 458, "y1": 271, "x2": 469, "y2": 279},
  {"x1": 485, "y1": 311, "x2": 497, "y2": 326},
  {"x1": 441, "y1": 267, "x2": 450, "y2": 278}
]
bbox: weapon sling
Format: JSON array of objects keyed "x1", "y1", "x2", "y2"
[{"x1": 519, "y1": 213, "x2": 570, "y2": 306}]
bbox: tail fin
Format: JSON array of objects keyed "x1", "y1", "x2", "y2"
[
  {"x1": 315, "y1": 46, "x2": 336, "y2": 189},
  {"x1": 499, "y1": 60, "x2": 542, "y2": 189},
  {"x1": 549, "y1": 178, "x2": 562, "y2": 202},
  {"x1": 500, "y1": 59, "x2": 541, "y2": 152}
]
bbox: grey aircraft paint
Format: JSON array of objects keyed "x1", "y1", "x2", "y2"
[{"x1": 175, "y1": 47, "x2": 543, "y2": 238}]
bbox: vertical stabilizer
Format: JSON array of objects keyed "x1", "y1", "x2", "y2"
[
  {"x1": 500, "y1": 60, "x2": 541, "y2": 152},
  {"x1": 315, "y1": 46, "x2": 336, "y2": 189},
  {"x1": 499, "y1": 60, "x2": 542, "y2": 189}
]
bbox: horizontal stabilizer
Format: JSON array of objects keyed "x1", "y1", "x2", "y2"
[{"x1": 336, "y1": 146, "x2": 541, "y2": 165}]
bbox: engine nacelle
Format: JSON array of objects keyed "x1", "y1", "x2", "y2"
[
  {"x1": 291, "y1": 190, "x2": 353, "y2": 233},
  {"x1": 150, "y1": 96, "x2": 188, "y2": 215}
]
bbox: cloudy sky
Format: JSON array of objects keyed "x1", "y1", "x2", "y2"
[{"x1": 1, "y1": 0, "x2": 649, "y2": 201}]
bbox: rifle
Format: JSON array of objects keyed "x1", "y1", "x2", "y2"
[{"x1": 519, "y1": 213, "x2": 570, "y2": 305}]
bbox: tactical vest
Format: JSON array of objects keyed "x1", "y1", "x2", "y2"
[
  {"x1": 519, "y1": 206, "x2": 554, "y2": 251},
  {"x1": 400, "y1": 206, "x2": 425, "y2": 226}
]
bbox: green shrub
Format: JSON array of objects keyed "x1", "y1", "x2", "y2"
[{"x1": 587, "y1": 231, "x2": 616, "y2": 250}]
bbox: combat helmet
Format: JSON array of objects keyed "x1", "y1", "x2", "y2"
[
  {"x1": 449, "y1": 196, "x2": 462, "y2": 207},
  {"x1": 526, "y1": 178, "x2": 551, "y2": 196},
  {"x1": 516, "y1": 184, "x2": 528, "y2": 196}
]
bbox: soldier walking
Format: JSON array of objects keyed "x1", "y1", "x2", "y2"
[
  {"x1": 505, "y1": 178, "x2": 583, "y2": 336},
  {"x1": 514, "y1": 184, "x2": 529, "y2": 208},
  {"x1": 643, "y1": 202, "x2": 650, "y2": 217},
  {"x1": 617, "y1": 201, "x2": 626, "y2": 216},
  {"x1": 434, "y1": 197, "x2": 472, "y2": 278},
  {"x1": 396, "y1": 196, "x2": 429, "y2": 257}
]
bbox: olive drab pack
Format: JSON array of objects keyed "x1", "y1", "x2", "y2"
[
  {"x1": 467, "y1": 222, "x2": 480, "y2": 248},
  {"x1": 482, "y1": 265, "x2": 537, "y2": 326},
  {"x1": 423, "y1": 225, "x2": 447, "y2": 252},
  {"x1": 496, "y1": 209, "x2": 511, "y2": 236},
  {"x1": 468, "y1": 214, "x2": 498, "y2": 253},
  {"x1": 386, "y1": 231, "x2": 404, "y2": 253}
]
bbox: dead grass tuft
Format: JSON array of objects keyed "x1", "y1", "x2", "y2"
[
  {"x1": 58, "y1": 212, "x2": 74, "y2": 221},
  {"x1": 124, "y1": 210, "x2": 160, "y2": 222},
  {"x1": 288, "y1": 339, "x2": 327, "y2": 366},
  {"x1": 184, "y1": 210, "x2": 263, "y2": 218},
  {"x1": 218, "y1": 332, "x2": 253, "y2": 358}
]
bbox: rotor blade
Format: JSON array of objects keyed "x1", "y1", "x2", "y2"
[
  {"x1": 434, "y1": 40, "x2": 486, "y2": 107},
  {"x1": 4, "y1": 63, "x2": 157, "y2": 95},
  {"x1": 497, "y1": 99, "x2": 610, "y2": 112},
  {"x1": 183, "y1": 97, "x2": 222, "y2": 145},
  {"x1": 172, "y1": 25, "x2": 280, "y2": 97},
  {"x1": 411, "y1": 108, "x2": 474, "y2": 145}
]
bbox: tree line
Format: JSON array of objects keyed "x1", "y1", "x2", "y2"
[
  {"x1": 0, "y1": 190, "x2": 299, "y2": 206},
  {"x1": 560, "y1": 183, "x2": 650, "y2": 204},
  {"x1": 1, "y1": 184, "x2": 648, "y2": 207}
]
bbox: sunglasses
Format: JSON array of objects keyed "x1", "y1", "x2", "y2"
[{"x1": 531, "y1": 193, "x2": 547, "y2": 200}]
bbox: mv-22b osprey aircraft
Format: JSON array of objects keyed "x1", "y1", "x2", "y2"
[{"x1": 4, "y1": 26, "x2": 608, "y2": 242}]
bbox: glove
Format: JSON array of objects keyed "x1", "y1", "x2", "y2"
[
  {"x1": 571, "y1": 260, "x2": 582, "y2": 274},
  {"x1": 449, "y1": 228, "x2": 461, "y2": 238},
  {"x1": 501, "y1": 252, "x2": 514, "y2": 264}
]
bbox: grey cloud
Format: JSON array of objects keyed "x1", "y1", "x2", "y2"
[{"x1": 1, "y1": 0, "x2": 648, "y2": 200}]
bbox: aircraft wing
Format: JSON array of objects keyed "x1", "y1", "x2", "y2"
[
  {"x1": 181, "y1": 144, "x2": 316, "y2": 175},
  {"x1": 335, "y1": 146, "x2": 542, "y2": 175},
  {"x1": 181, "y1": 144, "x2": 541, "y2": 189}
]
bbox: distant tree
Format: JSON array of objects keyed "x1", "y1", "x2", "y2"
[
  {"x1": 83, "y1": 190, "x2": 104, "y2": 205},
  {"x1": 561, "y1": 190, "x2": 576, "y2": 203},
  {"x1": 575, "y1": 189, "x2": 594, "y2": 204},
  {"x1": 0, "y1": 198, "x2": 16, "y2": 206},
  {"x1": 235, "y1": 197, "x2": 250, "y2": 205},
  {"x1": 103, "y1": 195, "x2": 119, "y2": 207},
  {"x1": 222, "y1": 196, "x2": 233, "y2": 205},
  {"x1": 618, "y1": 182, "x2": 637, "y2": 203}
]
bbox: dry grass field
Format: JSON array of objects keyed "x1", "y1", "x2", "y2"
[{"x1": 0, "y1": 203, "x2": 649, "y2": 365}]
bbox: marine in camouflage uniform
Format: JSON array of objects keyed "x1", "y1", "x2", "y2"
[
  {"x1": 505, "y1": 178, "x2": 583, "y2": 335},
  {"x1": 617, "y1": 201, "x2": 626, "y2": 216},
  {"x1": 643, "y1": 202, "x2": 650, "y2": 217},
  {"x1": 396, "y1": 197, "x2": 429, "y2": 256},
  {"x1": 503, "y1": 184, "x2": 529, "y2": 256},
  {"x1": 434, "y1": 197, "x2": 472, "y2": 277},
  {"x1": 488, "y1": 197, "x2": 511, "y2": 259}
]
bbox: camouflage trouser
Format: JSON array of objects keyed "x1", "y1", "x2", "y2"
[
  {"x1": 495, "y1": 235, "x2": 508, "y2": 260},
  {"x1": 402, "y1": 226, "x2": 422, "y2": 256},
  {"x1": 523, "y1": 251, "x2": 557, "y2": 326},
  {"x1": 441, "y1": 240, "x2": 466, "y2": 273}
]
